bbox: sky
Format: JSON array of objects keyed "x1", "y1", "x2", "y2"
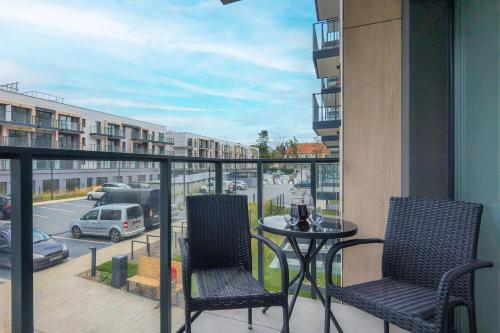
[{"x1": 0, "y1": 0, "x2": 318, "y2": 146}]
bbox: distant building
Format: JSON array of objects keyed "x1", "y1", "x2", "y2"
[
  {"x1": 284, "y1": 142, "x2": 329, "y2": 159},
  {"x1": 0, "y1": 83, "x2": 258, "y2": 194}
]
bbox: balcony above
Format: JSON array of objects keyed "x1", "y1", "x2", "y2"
[
  {"x1": 313, "y1": 92, "x2": 341, "y2": 138},
  {"x1": 313, "y1": 19, "x2": 341, "y2": 79},
  {"x1": 90, "y1": 144, "x2": 122, "y2": 153},
  {"x1": 89, "y1": 126, "x2": 125, "y2": 139},
  {"x1": 321, "y1": 76, "x2": 341, "y2": 94},
  {"x1": 315, "y1": 0, "x2": 340, "y2": 21},
  {"x1": 321, "y1": 134, "x2": 340, "y2": 149}
]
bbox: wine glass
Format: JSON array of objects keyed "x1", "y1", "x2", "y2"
[
  {"x1": 284, "y1": 206, "x2": 299, "y2": 226},
  {"x1": 308, "y1": 206, "x2": 323, "y2": 226}
]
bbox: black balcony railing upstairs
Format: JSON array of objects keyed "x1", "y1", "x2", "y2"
[
  {"x1": 313, "y1": 92, "x2": 341, "y2": 122},
  {"x1": 313, "y1": 18, "x2": 340, "y2": 52},
  {"x1": 0, "y1": 145, "x2": 338, "y2": 333}
]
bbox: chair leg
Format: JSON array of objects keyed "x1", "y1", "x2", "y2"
[
  {"x1": 447, "y1": 306, "x2": 455, "y2": 333},
  {"x1": 384, "y1": 321, "x2": 389, "y2": 333},
  {"x1": 185, "y1": 309, "x2": 191, "y2": 333},
  {"x1": 248, "y1": 308, "x2": 253, "y2": 329},
  {"x1": 282, "y1": 305, "x2": 290, "y2": 333},
  {"x1": 467, "y1": 305, "x2": 477, "y2": 333},
  {"x1": 324, "y1": 295, "x2": 331, "y2": 333}
]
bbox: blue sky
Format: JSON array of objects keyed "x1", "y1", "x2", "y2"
[{"x1": 0, "y1": 0, "x2": 318, "y2": 146}]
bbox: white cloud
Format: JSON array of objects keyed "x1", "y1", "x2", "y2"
[{"x1": 0, "y1": 0, "x2": 311, "y2": 74}]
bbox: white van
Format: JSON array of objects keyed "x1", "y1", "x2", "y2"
[{"x1": 70, "y1": 203, "x2": 145, "y2": 242}]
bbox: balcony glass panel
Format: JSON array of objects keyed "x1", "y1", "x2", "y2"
[
  {"x1": 171, "y1": 162, "x2": 216, "y2": 331},
  {"x1": 33, "y1": 159, "x2": 162, "y2": 332},
  {"x1": 313, "y1": 19, "x2": 340, "y2": 52},
  {"x1": 0, "y1": 161, "x2": 11, "y2": 332},
  {"x1": 313, "y1": 92, "x2": 341, "y2": 122}
]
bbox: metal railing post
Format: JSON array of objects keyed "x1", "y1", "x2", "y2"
[
  {"x1": 257, "y1": 161, "x2": 264, "y2": 285},
  {"x1": 11, "y1": 154, "x2": 34, "y2": 333},
  {"x1": 310, "y1": 161, "x2": 317, "y2": 299},
  {"x1": 90, "y1": 247, "x2": 97, "y2": 277},
  {"x1": 160, "y1": 159, "x2": 172, "y2": 333},
  {"x1": 215, "y1": 161, "x2": 223, "y2": 194}
]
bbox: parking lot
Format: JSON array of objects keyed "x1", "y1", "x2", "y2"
[{"x1": 0, "y1": 184, "x2": 298, "y2": 281}]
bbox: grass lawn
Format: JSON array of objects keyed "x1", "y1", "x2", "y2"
[{"x1": 95, "y1": 260, "x2": 139, "y2": 285}]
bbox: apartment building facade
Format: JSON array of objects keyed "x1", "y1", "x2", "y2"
[
  {"x1": 0, "y1": 83, "x2": 257, "y2": 194},
  {"x1": 312, "y1": 0, "x2": 341, "y2": 157}
]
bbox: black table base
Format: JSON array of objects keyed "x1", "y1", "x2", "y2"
[{"x1": 263, "y1": 236, "x2": 343, "y2": 333}]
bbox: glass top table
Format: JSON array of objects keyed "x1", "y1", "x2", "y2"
[{"x1": 257, "y1": 215, "x2": 357, "y2": 332}]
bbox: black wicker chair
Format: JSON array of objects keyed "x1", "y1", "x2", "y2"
[
  {"x1": 178, "y1": 194, "x2": 289, "y2": 333},
  {"x1": 324, "y1": 197, "x2": 493, "y2": 333}
]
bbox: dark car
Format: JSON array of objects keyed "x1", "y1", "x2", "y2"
[
  {"x1": 95, "y1": 189, "x2": 160, "y2": 230},
  {"x1": 0, "y1": 225, "x2": 69, "y2": 271},
  {"x1": 0, "y1": 195, "x2": 11, "y2": 220},
  {"x1": 294, "y1": 180, "x2": 311, "y2": 188}
]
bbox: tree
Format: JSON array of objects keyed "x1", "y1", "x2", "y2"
[
  {"x1": 253, "y1": 130, "x2": 271, "y2": 158},
  {"x1": 287, "y1": 137, "x2": 299, "y2": 157}
]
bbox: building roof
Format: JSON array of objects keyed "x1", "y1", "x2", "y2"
[{"x1": 287, "y1": 142, "x2": 329, "y2": 155}]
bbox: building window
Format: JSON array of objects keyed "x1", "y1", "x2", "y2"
[
  {"x1": 42, "y1": 179, "x2": 59, "y2": 193},
  {"x1": 0, "y1": 182, "x2": 7, "y2": 195},
  {"x1": 138, "y1": 175, "x2": 146, "y2": 182},
  {"x1": 96, "y1": 177, "x2": 108, "y2": 186},
  {"x1": 128, "y1": 175, "x2": 133, "y2": 183},
  {"x1": 113, "y1": 176, "x2": 123, "y2": 183},
  {"x1": 66, "y1": 178, "x2": 80, "y2": 192},
  {"x1": 87, "y1": 178, "x2": 93, "y2": 188},
  {"x1": 60, "y1": 160, "x2": 74, "y2": 170}
]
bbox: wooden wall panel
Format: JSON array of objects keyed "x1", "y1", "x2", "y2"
[
  {"x1": 344, "y1": 0, "x2": 401, "y2": 28},
  {"x1": 342, "y1": 19, "x2": 402, "y2": 285}
]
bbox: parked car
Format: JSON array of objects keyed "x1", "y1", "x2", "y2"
[
  {"x1": 71, "y1": 203, "x2": 145, "y2": 242},
  {"x1": 101, "y1": 183, "x2": 131, "y2": 189},
  {"x1": 0, "y1": 195, "x2": 11, "y2": 220},
  {"x1": 86, "y1": 187, "x2": 117, "y2": 200},
  {"x1": 94, "y1": 189, "x2": 179, "y2": 229},
  {"x1": 200, "y1": 180, "x2": 235, "y2": 194},
  {"x1": 0, "y1": 225, "x2": 69, "y2": 270},
  {"x1": 294, "y1": 180, "x2": 311, "y2": 188},
  {"x1": 128, "y1": 182, "x2": 152, "y2": 189},
  {"x1": 231, "y1": 180, "x2": 248, "y2": 190}
]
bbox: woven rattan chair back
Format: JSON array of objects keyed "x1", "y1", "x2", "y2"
[
  {"x1": 382, "y1": 197, "x2": 483, "y2": 302},
  {"x1": 186, "y1": 194, "x2": 252, "y2": 271}
]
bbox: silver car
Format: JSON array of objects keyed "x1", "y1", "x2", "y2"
[{"x1": 70, "y1": 203, "x2": 145, "y2": 242}]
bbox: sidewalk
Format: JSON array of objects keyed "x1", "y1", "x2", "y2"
[{"x1": 0, "y1": 229, "x2": 183, "y2": 333}]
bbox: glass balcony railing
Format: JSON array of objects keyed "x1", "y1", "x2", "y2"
[
  {"x1": 0, "y1": 147, "x2": 339, "y2": 332},
  {"x1": 32, "y1": 115, "x2": 57, "y2": 129},
  {"x1": 58, "y1": 120, "x2": 81, "y2": 132},
  {"x1": 313, "y1": 19, "x2": 340, "y2": 52},
  {"x1": 90, "y1": 144, "x2": 122, "y2": 153},
  {"x1": 320, "y1": 77, "x2": 340, "y2": 91},
  {"x1": 89, "y1": 126, "x2": 125, "y2": 138},
  {"x1": 313, "y1": 92, "x2": 341, "y2": 122}
]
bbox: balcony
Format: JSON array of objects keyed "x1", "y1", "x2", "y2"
[
  {"x1": 58, "y1": 120, "x2": 83, "y2": 133},
  {"x1": 90, "y1": 144, "x2": 122, "y2": 153},
  {"x1": 314, "y1": 0, "x2": 340, "y2": 21},
  {"x1": 89, "y1": 126, "x2": 125, "y2": 139},
  {"x1": 313, "y1": 19, "x2": 340, "y2": 79},
  {"x1": 32, "y1": 115, "x2": 58, "y2": 130},
  {"x1": 320, "y1": 76, "x2": 340, "y2": 94},
  {"x1": 313, "y1": 92, "x2": 341, "y2": 148}
]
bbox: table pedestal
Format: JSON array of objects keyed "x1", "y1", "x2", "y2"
[{"x1": 263, "y1": 236, "x2": 343, "y2": 333}]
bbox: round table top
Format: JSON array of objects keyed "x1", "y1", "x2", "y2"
[{"x1": 257, "y1": 215, "x2": 357, "y2": 239}]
